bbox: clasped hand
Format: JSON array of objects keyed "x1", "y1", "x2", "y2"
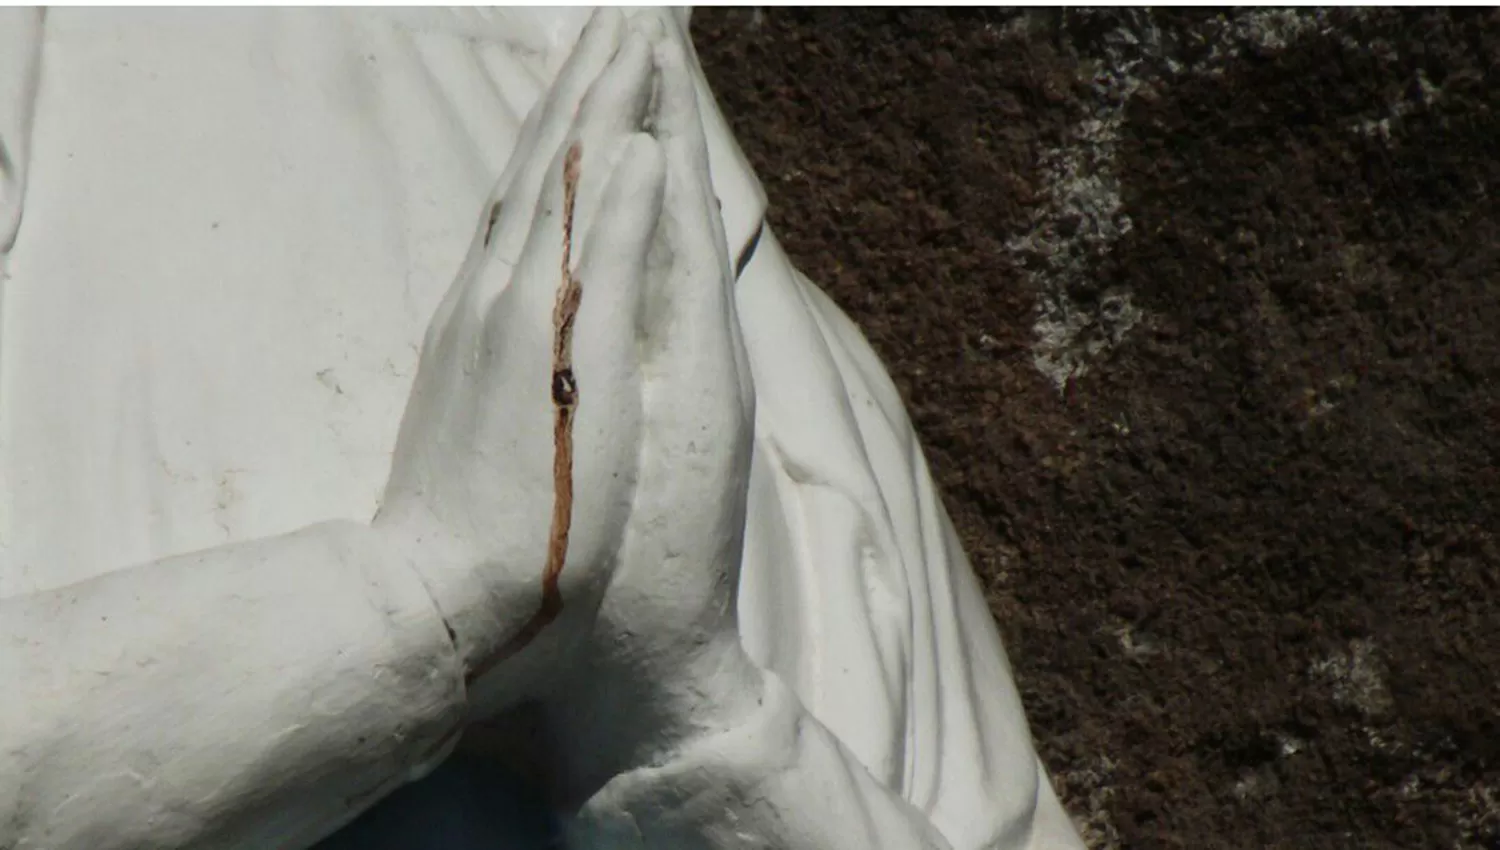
[{"x1": 373, "y1": 8, "x2": 760, "y2": 791}]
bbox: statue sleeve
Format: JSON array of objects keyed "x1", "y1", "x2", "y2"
[
  {"x1": 567, "y1": 666, "x2": 957, "y2": 850},
  {"x1": 0, "y1": 520, "x2": 467, "y2": 850},
  {"x1": 0, "y1": 7, "x2": 42, "y2": 271},
  {"x1": 731, "y1": 227, "x2": 1086, "y2": 850}
]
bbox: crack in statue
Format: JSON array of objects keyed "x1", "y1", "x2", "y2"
[{"x1": 0, "y1": 8, "x2": 1086, "y2": 850}]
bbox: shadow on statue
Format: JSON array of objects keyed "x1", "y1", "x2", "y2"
[{"x1": 315, "y1": 754, "x2": 559, "y2": 850}]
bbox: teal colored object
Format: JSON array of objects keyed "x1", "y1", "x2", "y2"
[{"x1": 316, "y1": 755, "x2": 559, "y2": 850}]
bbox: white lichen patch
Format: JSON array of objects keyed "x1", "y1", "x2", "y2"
[
  {"x1": 1233, "y1": 768, "x2": 1281, "y2": 802},
  {"x1": 1055, "y1": 755, "x2": 1123, "y2": 850},
  {"x1": 1455, "y1": 782, "x2": 1500, "y2": 850},
  {"x1": 1032, "y1": 288, "x2": 1143, "y2": 392},
  {"x1": 1215, "y1": 8, "x2": 1329, "y2": 54},
  {"x1": 1115, "y1": 623, "x2": 1159, "y2": 660},
  {"x1": 1354, "y1": 69, "x2": 1446, "y2": 144},
  {"x1": 1189, "y1": 8, "x2": 1355, "y2": 76},
  {"x1": 1277, "y1": 732, "x2": 1305, "y2": 758},
  {"x1": 1011, "y1": 8, "x2": 1376, "y2": 393},
  {"x1": 1007, "y1": 16, "x2": 1151, "y2": 393},
  {"x1": 1309, "y1": 639, "x2": 1394, "y2": 717}
]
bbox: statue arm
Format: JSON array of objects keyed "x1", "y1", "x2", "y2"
[{"x1": 0, "y1": 520, "x2": 467, "y2": 850}]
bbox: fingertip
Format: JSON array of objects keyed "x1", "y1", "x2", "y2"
[
  {"x1": 649, "y1": 34, "x2": 705, "y2": 148},
  {"x1": 580, "y1": 7, "x2": 626, "y2": 48},
  {"x1": 557, "y1": 8, "x2": 626, "y2": 94},
  {"x1": 578, "y1": 27, "x2": 655, "y2": 135},
  {"x1": 651, "y1": 17, "x2": 692, "y2": 78},
  {"x1": 628, "y1": 7, "x2": 670, "y2": 45},
  {"x1": 607, "y1": 24, "x2": 653, "y2": 89}
]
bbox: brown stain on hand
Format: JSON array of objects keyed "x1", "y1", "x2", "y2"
[{"x1": 469, "y1": 142, "x2": 583, "y2": 685}]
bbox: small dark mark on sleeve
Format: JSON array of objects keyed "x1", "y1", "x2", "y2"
[
  {"x1": 735, "y1": 218, "x2": 765, "y2": 280},
  {"x1": 483, "y1": 200, "x2": 502, "y2": 248}
]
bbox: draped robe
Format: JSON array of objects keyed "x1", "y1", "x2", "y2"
[{"x1": 0, "y1": 9, "x2": 1081, "y2": 849}]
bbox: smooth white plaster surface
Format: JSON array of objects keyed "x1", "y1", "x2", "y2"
[{"x1": 0, "y1": 8, "x2": 1086, "y2": 850}]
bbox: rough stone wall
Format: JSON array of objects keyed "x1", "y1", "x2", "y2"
[{"x1": 695, "y1": 9, "x2": 1500, "y2": 849}]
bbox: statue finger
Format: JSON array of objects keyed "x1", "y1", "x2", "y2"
[
  {"x1": 475, "y1": 131, "x2": 581, "y2": 377},
  {"x1": 566, "y1": 24, "x2": 657, "y2": 261},
  {"x1": 653, "y1": 22, "x2": 721, "y2": 233},
  {"x1": 573, "y1": 133, "x2": 665, "y2": 371},
  {"x1": 566, "y1": 135, "x2": 664, "y2": 525},
  {"x1": 480, "y1": 8, "x2": 626, "y2": 272},
  {"x1": 643, "y1": 13, "x2": 756, "y2": 425},
  {"x1": 644, "y1": 31, "x2": 737, "y2": 382},
  {"x1": 424, "y1": 9, "x2": 626, "y2": 347}
]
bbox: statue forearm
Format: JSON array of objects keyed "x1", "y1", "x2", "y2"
[
  {"x1": 568, "y1": 665, "x2": 955, "y2": 850},
  {"x1": 0, "y1": 520, "x2": 466, "y2": 850}
]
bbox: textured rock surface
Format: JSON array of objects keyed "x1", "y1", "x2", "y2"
[{"x1": 695, "y1": 8, "x2": 1500, "y2": 849}]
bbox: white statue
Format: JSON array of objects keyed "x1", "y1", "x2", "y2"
[{"x1": 0, "y1": 8, "x2": 1085, "y2": 850}]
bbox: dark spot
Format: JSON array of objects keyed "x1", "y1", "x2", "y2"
[
  {"x1": 735, "y1": 219, "x2": 765, "y2": 280},
  {"x1": 483, "y1": 201, "x2": 502, "y2": 248},
  {"x1": 551, "y1": 368, "x2": 577, "y2": 406}
]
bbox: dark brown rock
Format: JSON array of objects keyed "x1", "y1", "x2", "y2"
[{"x1": 695, "y1": 8, "x2": 1500, "y2": 849}]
